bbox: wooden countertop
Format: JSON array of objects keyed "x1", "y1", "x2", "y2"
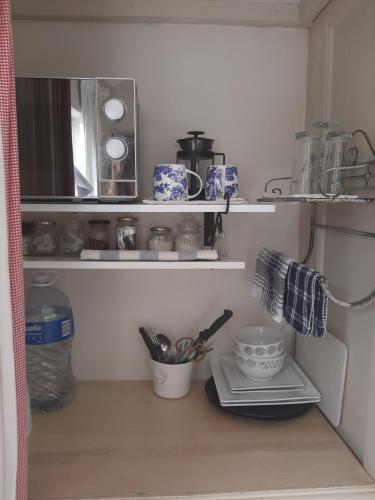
[{"x1": 28, "y1": 381, "x2": 373, "y2": 500}]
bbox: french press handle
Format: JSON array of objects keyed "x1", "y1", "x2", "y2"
[{"x1": 213, "y1": 152, "x2": 226, "y2": 164}]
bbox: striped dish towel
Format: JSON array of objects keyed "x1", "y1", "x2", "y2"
[
  {"x1": 81, "y1": 249, "x2": 218, "y2": 261},
  {"x1": 284, "y1": 261, "x2": 328, "y2": 338},
  {"x1": 252, "y1": 247, "x2": 293, "y2": 323}
]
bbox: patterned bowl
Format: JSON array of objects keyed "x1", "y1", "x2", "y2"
[
  {"x1": 234, "y1": 326, "x2": 285, "y2": 358},
  {"x1": 234, "y1": 349, "x2": 286, "y2": 380}
]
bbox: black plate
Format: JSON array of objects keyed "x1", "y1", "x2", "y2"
[{"x1": 205, "y1": 377, "x2": 312, "y2": 421}]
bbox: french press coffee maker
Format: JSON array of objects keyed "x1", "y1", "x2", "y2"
[{"x1": 176, "y1": 131, "x2": 225, "y2": 200}]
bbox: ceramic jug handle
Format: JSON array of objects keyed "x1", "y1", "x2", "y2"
[{"x1": 186, "y1": 170, "x2": 203, "y2": 200}]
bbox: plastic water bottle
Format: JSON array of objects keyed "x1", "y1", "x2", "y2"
[{"x1": 25, "y1": 273, "x2": 76, "y2": 413}]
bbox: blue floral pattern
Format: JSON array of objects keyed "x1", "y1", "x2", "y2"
[
  {"x1": 205, "y1": 165, "x2": 238, "y2": 201},
  {"x1": 153, "y1": 164, "x2": 189, "y2": 201}
]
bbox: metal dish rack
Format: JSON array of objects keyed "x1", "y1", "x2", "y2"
[{"x1": 258, "y1": 129, "x2": 375, "y2": 308}]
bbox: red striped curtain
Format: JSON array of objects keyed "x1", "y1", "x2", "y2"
[{"x1": 0, "y1": 1, "x2": 27, "y2": 499}]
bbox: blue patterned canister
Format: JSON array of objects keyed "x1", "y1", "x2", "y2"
[
  {"x1": 205, "y1": 165, "x2": 239, "y2": 201},
  {"x1": 153, "y1": 164, "x2": 203, "y2": 201}
]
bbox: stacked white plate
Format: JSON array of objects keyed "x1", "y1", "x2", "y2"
[{"x1": 209, "y1": 355, "x2": 321, "y2": 407}]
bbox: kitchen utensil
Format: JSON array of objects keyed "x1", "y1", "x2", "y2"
[
  {"x1": 290, "y1": 132, "x2": 322, "y2": 195},
  {"x1": 234, "y1": 350, "x2": 287, "y2": 380},
  {"x1": 176, "y1": 131, "x2": 225, "y2": 200},
  {"x1": 221, "y1": 356, "x2": 304, "y2": 392},
  {"x1": 176, "y1": 309, "x2": 233, "y2": 363},
  {"x1": 150, "y1": 358, "x2": 194, "y2": 398},
  {"x1": 139, "y1": 327, "x2": 157, "y2": 360},
  {"x1": 205, "y1": 377, "x2": 312, "y2": 420},
  {"x1": 234, "y1": 326, "x2": 285, "y2": 358},
  {"x1": 295, "y1": 331, "x2": 347, "y2": 427},
  {"x1": 139, "y1": 327, "x2": 163, "y2": 362},
  {"x1": 209, "y1": 356, "x2": 321, "y2": 407},
  {"x1": 156, "y1": 333, "x2": 172, "y2": 361},
  {"x1": 175, "y1": 337, "x2": 215, "y2": 362},
  {"x1": 177, "y1": 131, "x2": 214, "y2": 152},
  {"x1": 153, "y1": 164, "x2": 203, "y2": 201},
  {"x1": 205, "y1": 165, "x2": 239, "y2": 201}
]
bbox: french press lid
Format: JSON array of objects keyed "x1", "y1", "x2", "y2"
[{"x1": 177, "y1": 131, "x2": 214, "y2": 152}]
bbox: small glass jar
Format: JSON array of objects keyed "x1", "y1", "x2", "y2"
[
  {"x1": 22, "y1": 222, "x2": 33, "y2": 256},
  {"x1": 61, "y1": 214, "x2": 84, "y2": 257},
  {"x1": 87, "y1": 220, "x2": 110, "y2": 250},
  {"x1": 147, "y1": 226, "x2": 174, "y2": 251},
  {"x1": 175, "y1": 215, "x2": 201, "y2": 253},
  {"x1": 116, "y1": 217, "x2": 137, "y2": 250},
  {"x1": 31, "y1": 220, "x2": 58, "y2": 256}
]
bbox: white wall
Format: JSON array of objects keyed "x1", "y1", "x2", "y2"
[
  {"x1": 305, "y1": 0, "x2": 375, "y2": 466},
  {"x1": 14, "y1": 21, "x2": 307, "y2": 380}
]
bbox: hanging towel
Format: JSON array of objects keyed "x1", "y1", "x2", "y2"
[
  {"x1": 284, "y1": 261, "x2": 328, "y2": 338},
  {"x1": 253, "y1": 247, "x2": 293, "y2": 323}
]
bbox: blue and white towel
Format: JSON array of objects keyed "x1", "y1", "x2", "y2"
[
  {"x1": 284, "y1": 261, "x2": 328, "y2": 338},
  {"x1": 252, "y1": 247, "x2": 293, "y2": 323}
]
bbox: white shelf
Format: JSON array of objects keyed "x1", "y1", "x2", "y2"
[
  {"x1": 21, "y1": 202, "x2": 275, "y2": 214},
  {"x1": 23, "y1": 257, "x2": 245, "y2": 270}
]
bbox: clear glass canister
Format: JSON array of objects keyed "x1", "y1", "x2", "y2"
[
  {"x1": 22, "y1": 221, "x2": 33, "y2": 256},
  {"x1": 116, "y1": 217, "x2": 137, "y2": 250},
  {"x1": 321, "y1": 132, "x2": 352, "y2": 195},
  {"x1": 147, "y1": 226, "x2": 173, "y2": 251},
  {"x1": 87, "y1": 220, "x2": 110, "y2": 250},
  {"x1": 290, "y1": 132, "x2": 322, "y2": 195},
  {"x1": 175, "y1": 215, "x2": 202, "y2": 252},
  {"x1": 31, "y1": 220, "x2": 58, "y2": 256},
  {"x1": 61, "y1": 214, "x2": 84, "y2": 257}
]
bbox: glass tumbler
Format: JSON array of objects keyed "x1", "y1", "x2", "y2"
[
  {"x1": 290, "y1": 132, "x2": 322, "y2": 195},
  {"x1": 321, "y1": 132, "x2": 352, "y2": 195}
]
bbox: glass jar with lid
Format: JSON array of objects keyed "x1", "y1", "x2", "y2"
[
  {"x1": 290, "y1": 132, "x2": 322, "y2": 195},
  {"x1": 31, "y1": 220, "x2": 58, "y2": 256},
  {"x1": 61, "y1": 214, "x2": 84, "y2": 257},
  {"x1": 147, "y1": 226, "x2": 173, "y2": 251},
  {"x1": 87, "y1": 220, "x2": 110, "y2": 250},
  {"x1": 22, "y1": 222, "x2": 33, "y2": 256},
  {"x1": 175, "y1": 215, "x2": 202, "y2": 253},
  {"x1": 116, "y1": 217, "x2": 137, "y2": 250}
]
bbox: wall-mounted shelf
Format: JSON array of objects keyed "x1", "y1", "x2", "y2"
[
  {"x1": 258, "y1": 196, "x2": 373, "y2": 203},
  {"x1": 23, "y1": 257, "x2": 245, "y2": 270},
  {"x1": 21, "y1": 202, "x2": 275, "y2": 214}
]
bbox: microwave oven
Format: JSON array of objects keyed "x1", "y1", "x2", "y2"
[{"x1": 16, "y1": 77, "x2": 138, "y2": 202}]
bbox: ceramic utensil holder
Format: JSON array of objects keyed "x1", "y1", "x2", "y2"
[{"x1": 150, "y1": 359, "x2": 194, "y2": 398}]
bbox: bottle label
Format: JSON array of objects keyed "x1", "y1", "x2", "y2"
[{"x1": 26, "y1": 311, "x2": 75, "y2": 345}]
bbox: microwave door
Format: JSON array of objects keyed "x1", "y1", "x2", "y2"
[
  {"x1": 71, "y1": 79, "x2": 97, "y2": 198},
  {"x1": 16, "y1": 78, "x2": 98, "y2": 200}
]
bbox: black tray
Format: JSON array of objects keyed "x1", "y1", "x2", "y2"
[{"x1": 205, "y1": 377, "x2": 312, "y2": 421}]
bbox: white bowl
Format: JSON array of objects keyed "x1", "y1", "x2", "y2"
[
  {"x1": 234, "y1": 326, "x2": 285, "y2": 358},
  {"x1": 234, "y1": 349, "x2": 286, "y2": 380}
]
